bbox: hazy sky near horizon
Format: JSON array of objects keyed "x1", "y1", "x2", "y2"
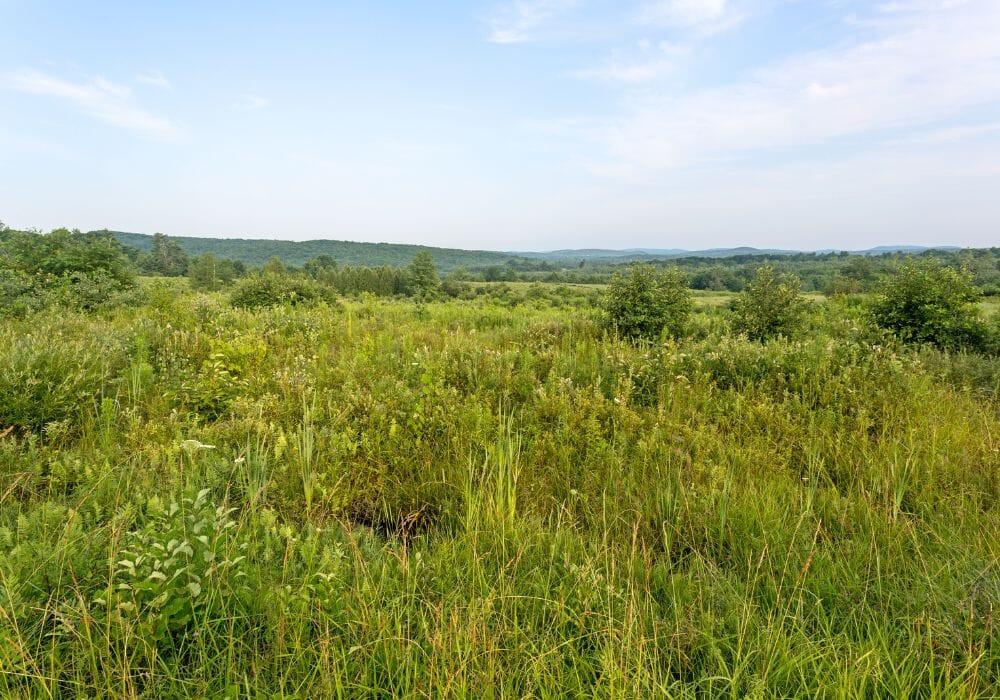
[{"x1": 2, "y1": 0, "x2": 999, "y2": 251}]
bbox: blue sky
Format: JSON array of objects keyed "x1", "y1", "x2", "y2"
[{"x1": 2, "y1": 0, "x2": 999, "y2": 250}]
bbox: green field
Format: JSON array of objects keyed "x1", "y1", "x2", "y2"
[{"x1": 1, "y1": 285, "x2": 997, "y2": 697}]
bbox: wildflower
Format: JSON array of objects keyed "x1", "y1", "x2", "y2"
[{"x1": 180, "y1": 439, "x2": 216, "y2": 452}]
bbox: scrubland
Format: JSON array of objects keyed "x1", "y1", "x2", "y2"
[{"x1": 0, "y1": 283, "x2": 997, "y2": 698}]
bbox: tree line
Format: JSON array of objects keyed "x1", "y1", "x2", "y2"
[{"x1": 3, "y1": 225, "x2": 998, "y2": 352}]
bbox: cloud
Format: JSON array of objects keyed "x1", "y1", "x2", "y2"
[
  {"x1": 3, "y1": 69, "x2": 178, "y2": 139},
  {"x1": 637, "y1": 0, "x2": 728, "y2": 27},
  {"x1": 487, "y1": 0, "x2": 577, "y2": 44},
  {"x1": 886, "y1": 120, "x2": 1000, "y2": 147},
  {"x1": 136, "y1": 71, "x2": 170, "y2": 89},
  {"x1": 235, "y1": 95, "x2": 270, "y2": 110},
  {"x1": 576, "y1": 40, "x2": 689, "y2": 83},
  {"x1": 590, "y1": 0, "x2": 1000, "y2": 174}
]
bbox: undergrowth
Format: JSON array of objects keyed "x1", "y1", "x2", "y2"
[{"x1": 0, "y1": 294, "x2": 996, "y2": 697}]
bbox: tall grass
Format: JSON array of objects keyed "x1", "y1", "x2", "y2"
[{"x1": 0, "y1": 293, "x2": 996, "y2": 696}]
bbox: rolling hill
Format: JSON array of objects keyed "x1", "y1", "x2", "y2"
[
  {"x1": 106, "y1": 231, "x2": 964, "y2": 270},
  {"x1": 108, "y1": 231, "x2": 529, "y2": 271}
]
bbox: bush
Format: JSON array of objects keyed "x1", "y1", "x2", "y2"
[
  {"x1": 731, "y1": 265, "x2": 807, "y2": 341},
  {"x1": 0, "y1": 229, "x2": 138, "y2": 316},
  {"x1": 229, "y1": 274, "x2": 336, "y2": 309},
  {"x1": 97, "y1": 488, "x2": 247, "y2": 648},
  {"x1": 871, "y1": 260, "x2": 989, "y2": 351},
  {"x1": 602, "y1": 265, "x2": 691, "y2": 340},
  {"x1": 0, "y1": 327, "x2": 130, "y2": 431}
]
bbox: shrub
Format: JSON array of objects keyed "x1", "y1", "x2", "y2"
[
  {"x1": 97, "y1": 488, "x2": 247, "y2": 648},
  {"x1": 0, "y1": 328, "x2": 130, "y2": 431},
  {"x1": 602, "y1": 265, "x2": 691, "y2": 340},
  {"x1": 0, "y1": 269, "x2": 45, "y2": 316},
  {"x1": 731, "y1": 265, "x2": 807, "y2": 341},
  {"x1": 43, "y1": 269, "x2": 144, "y2": 311},
  {"x1": 0, "y1": 229, "x2": 138, "y2": 315},
  {"x1": 870, "y1": 260, "x2": 989, "y2": 351},
  {"x1": 229, "y1": 274, "x2": 336, "y2": 309}
]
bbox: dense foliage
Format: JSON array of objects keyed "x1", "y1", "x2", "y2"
[
  {"x1": 187, "y1": 252, "x2": 243, "y2": 291},
  {"x1": 871, "y1": 259, "x2": 990, "y2": 351},
  {"x1": 145, "y1": 232, "x2": 189, "y2": 276},
  {"x1": 406, "y1": 250, "x2": 442, "y2": 300},
  {"x1": 0, "y1": 286, "x2": 996, "y2": 697},
  {"x1": 228, "y1": 273, "x2": 338, "y2": 309},
  {"x1": 0, "y1": 227, "x2": 138, "y2": 315},
  {"x1": 110, "y1": 229, "x2": 527, "y2": 270},
  {"x1": 101, "y1": 230, "x2": 1000, "y2": 294},
  {"x1": 603, "y1": 265, "x2": 691, "y2": 340},
  {"x1": 731, "y1": 265, "x2": 808, "y2": 341}
]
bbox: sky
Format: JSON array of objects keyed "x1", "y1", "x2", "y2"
[{"x1": 2, "y1": 0, "x2": 999, "y2": 251}]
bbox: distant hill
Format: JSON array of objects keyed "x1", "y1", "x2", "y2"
[
  {"x1": 108, "y1": 231, "x2": 528, "y2": 271},
  {"x1": 516, "y1": 244, "x2": 963, "y2": 263},
  {"x1": 105, "y1": 231, "x2": 966, "y2": 270}
]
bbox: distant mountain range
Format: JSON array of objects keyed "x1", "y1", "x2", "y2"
[
  {"x1": 517, "y1": 245, "x2": 963, "y2": 263},
  {"x1": 107, "y1": 231, "x2": 963, "y2": 270}
]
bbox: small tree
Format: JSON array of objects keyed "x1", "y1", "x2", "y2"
[
  {"x1": 262, "y1": 256, "x2": 287, "y2": 276},
  {"x1": 188, "y1": 252, "x2": 237, "y2": 292},
  {"x1": 732, "y1": 265, "x2": 807, "y2": 341},
  {"x1": 407, "y1": 251, "x2": 441, "y2": 299},
  {"x1": 602, "y1": 264, "x2": 691, "y2": 340},
  {"x1": 146, "y1": 232, "x2": 189, "y2": 276},
  {"x1": 871, "y1": 260, "x2": 988, "y2": 351}
]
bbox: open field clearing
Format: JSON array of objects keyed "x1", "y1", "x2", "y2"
[
  {"x1": 1, "y1": 288, "x2": 997, "y2": 697},
  {"x1": 5, "y1": 0, "x2": 1000, "y2": 692}
]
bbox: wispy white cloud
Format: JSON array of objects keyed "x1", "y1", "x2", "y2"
[
  {"x1": 3, "y1": 69, "x2": 178, "y2": 139},
  {"x1": 588, "y1": 0, "x2": 1000, "y2": 174},
  {"x1": 636, "y1": 0, "x2": 729, "y2": 27},
  {"x1": 886, "y1": 120, "x2": 1000, "y2": 147},
  {"x1": 235, "y1": 95, "x2": 270, "y2": 110},
  {"x1": 136, "y1": 71, "x2": 170, "y2": 89},
  {"x1": 576, "y1": 39, "x2": 689, "y2": 83},
  {"x1": 633, "y1": 0, "x2": 752, "y2": 35},
  {"x1": 487, "y1": 0, "x2": 577, "y2": 44}
]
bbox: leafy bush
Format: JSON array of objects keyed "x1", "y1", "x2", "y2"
[
  {"x1": 0, "y1": 269, "x2": 45, "y2": 316},
  {"x1": 871, "y1": 260, "x2": 989, "y2": 351},
  {"x1": 168, "y1": 336, "x2": 267, "y2": 417},
  {"x1": 229, "y1": 274, "x2": 336, "y2": 309},
  {"x1": 0, "y1": 228, "x2": 138, "y2": 315},
  {"x1": 731, "y1": 265, "x2": 807, "y2": 341},
  {"x1": 97, "y1": 488, "x2": 247, "y2": 647},
  {"x1": 602, "y1": 265, "x2": 691, "y2": 340},
  {"x1": 0, "y1": 327, "x2": 130, "y2": 431}
]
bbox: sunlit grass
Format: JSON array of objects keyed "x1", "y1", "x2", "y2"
[{"x1": 0, "y1": 291, "x2": 996, "y2": 697}]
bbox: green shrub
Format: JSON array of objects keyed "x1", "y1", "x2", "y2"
[
  {"x1": 731, "y1": 265, "x2": 807, "y2": 341},
  {"x1": 0, "y1": 269, "x2": 46, "y2": 316},
  {"x1": 871, "y1": 260, "x2": 989, "y2": 351},
  {"x1": 43, "y1": 269, "x2": 144, "y2": 311},
  {"x1": 0, "y1": 328, "x2": 129, "y2": 431},
  {"x1": 96, "y1": 488, "x2": 247, "y2": 648},
  {"x1": 602, "y1": 265, "x2": 691, "y2": 340},
  {"x1": 229, "y1": 274, "x2": 336, "y2": 309},
  {"x1": 0, "y1": 229, "x2": 138, "y2": 316}
]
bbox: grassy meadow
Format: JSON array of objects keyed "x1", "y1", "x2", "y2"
[{"x1": 0, "y1": 284, "x2": 998, "y2": 697}]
